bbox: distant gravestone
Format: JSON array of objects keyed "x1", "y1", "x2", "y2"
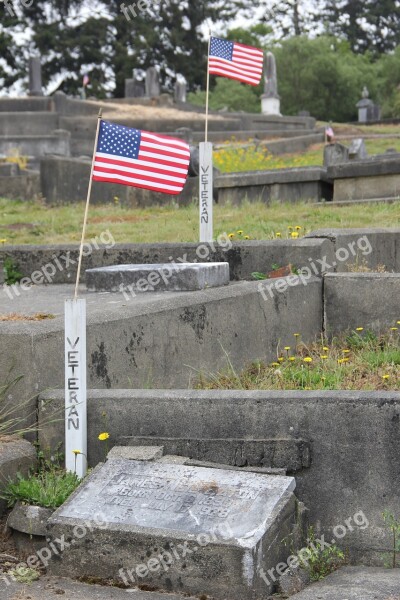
[
  {"x1": 145, "y1": 67, "x2": 160, "y2": 97},
  {"x1": 176, "y1": 127, "x2": 193, "y2": 145},
  {"x1": 261, "y1": 52, "x2": 281, "y2": 116},
  {"x1": 323, "y1": 142, "x2": 349, "y2": 167},
  {"x1": 356, "y1": 86, "x2": 380, "y2": 123},
  {"x1": 28, "y1": 56, "x2": 43, "y2": 97},
  {"x1": 174, "y1": 80, "x2": 187, "y2": 103},
  {"x1": 348, "y1": 138, "x2": 368, "y2": 161},
  {"x1": 47, "y1": 458, "x2": 297, "y2": 599},
  {"x1": 125, "y1": 78, "x2": 145, "y2": 98}
]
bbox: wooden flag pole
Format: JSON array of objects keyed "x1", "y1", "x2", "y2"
[
  {"x1": 199, "y1": 30, "x2": 213, "y2": 242},
  {"x1": 205, "y1": 30, "x2": 211, "y2": 143},
  {"x1": 74, "y1": 108, "x2": 103, "y2": 299}
]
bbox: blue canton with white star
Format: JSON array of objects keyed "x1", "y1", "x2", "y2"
[
  {"x1": 210, "y1": 37, "x2": 233, "y2": 61},
  {"x1": 97, "y1": 121, "x2": 141, "y2": 159}
]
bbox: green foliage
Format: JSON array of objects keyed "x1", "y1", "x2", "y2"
[
  {"x1": 274, "y1": 36, "x2": 378, "y2": 121},
  {"x1": 345, "y1": 330, "x2": 377, "y2": 350},
  {"x1": 322, "y1": 0, "x2": 400, "y2": 55},
  {"x1": 306, "y1": 526, "x2": 346, "y2": 581},
  {"x1": 382, "y1": 511, "x2": 400, "y2": 568},
  {"x1": 189, "y1": 77, "x2": 261, "y2": 113},
  {"x1": 2, "y1": 469, "x2": 81, "y2": 509},
  {"x1": 196, "y1": 329, "x2": 400, "y2": 391},
  {"x1": 3, "y1": 257, "x2": 23, "y2": 285},
  {"x1": 7, "y1": 566, "x2": 40, "y2": 584},
  {"x1": 0, "y1": 0, "x2": 248, "y2": 97}
]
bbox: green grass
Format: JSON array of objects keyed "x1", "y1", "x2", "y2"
[
  {"x1": 1, "y1": 198, "x2": 400, "y2": 246},
  {"x1": 195, "y1": 329, "x2": 400, "y2": 391},
  {"x1": 2, "y1": 469, "x2": 81, "y2": 509}
]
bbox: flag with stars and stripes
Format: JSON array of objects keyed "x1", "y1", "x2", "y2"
[
  {"x1": 209, "y1": 37, "x2": 264, "y2": 86},
  {"x1": 92, "y1": 121, "x2": 190, "y2": 195}
]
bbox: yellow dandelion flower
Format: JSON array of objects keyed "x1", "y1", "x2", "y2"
[
  {"x1": 291, "y1": 232, "x2": 299, "y2": 239},
  {"x1": 278, "y1": 357, "x2": 284, "y2": 362},
  {"x1": 397, "y1": 321, "x2": 400, "y2": 325},
  {"x1": 342, "y1": 357, "x2": 349, "y2": 363},
  {"x1": 356, "y1": 327, "x2": 364, "y2": 332},
  {"x1": 295, "y1": 226, "x2": 302, "y2": 230},
  {"x1": 303, "y1": 357, "x2": 312, "y2": 363},
  {"x1": 294, "y1": 333, "x2": 300, "y2": 338},
  {"x1": 72, "y1": 449, "x2": 81, "y2": 455},
  {"x1": 284, "y1": 346, "x2": 291, "y2": 351},
  {"x1": 237, "y1": 230, "x2": 243, "y2": 235},
  {"x1": 337, "y1": 358, "x2": 344, "y2": 364},
  {"x1": 288, "y1": 226, "x2": 293, "y2": 231},
  {"x1": 289, "y1": 357, "x2": 295, "y2": 361},
  {"x1": 342, "y1": 349, "x2": 350, "y2": 354},
  {"x1": 322, "y1": 346, "x2": 329, "y2": 351},
  {"x1": 98, "y1": 432, "x2": 110, "y2": 441},
  {"x1": 390, "y1": 327, "x2": 398, "y2": 331},
  {"x1": 244, "y1": 235, "x2": 250, "y2": 239},
  {"x1": 304, "y1": 387, "x2": 311, "y2": 390},
  {"x1": 271, "y1": 362, "x2": 280, "y2": 367},
  {"x1": 228, "y1": 233, "x2": 235, "y2": 239},
  {"x1": 320, "y1": 355, "x2": 328, "y2": 359},
  {"x1": 276, "y1": 232, "x2": 282, "y2": 238},
  {"x1": 382, "y1": 374, "x2": 390, "y2": 380},
  {"x1": 0, "y1": 239, "x2": 7, "y2": 244}
]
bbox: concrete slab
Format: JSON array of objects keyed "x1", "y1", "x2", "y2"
[
  {"x1": 85, "y1": 262, "x2": 230, "y2": 292},
  {"x1": 324, "y1": 272, "x2": 400, "y2": 333},
  {"x1": 290, "y1": 566, "x2": 400, "y2": 599},
  {"x1": 107, "y1": 446, "x2": 164, "y2": 461},
  {"x1": 0, "y1": 575, "x2": 196, "y2": 600},
  {"x1": 0, "y1": 278, "x2": 323, "y2": 431},
  {"x1": 38, "y1": 388, "x2": 400, "y2": 564},
  {"x1": 47, "y1": 459, "x2": 296, "y2": 599}
]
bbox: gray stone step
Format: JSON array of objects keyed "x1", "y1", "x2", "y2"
[
  {"x1": 85, "y1": 262, "x2": 230, "y2": 293},
  {"x1": 0, "y1": 575, "x2": 197, "y2": 599},
  {"x1": 290, "y1": 566, "x2": 400, "y2": 599}
]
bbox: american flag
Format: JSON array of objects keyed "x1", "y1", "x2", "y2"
[
  {"x1": 209, "y1": 37, "x2": 264, "y2": 86},
  {"x1": 92, "y1": 121, "x2": 190, "y2": 195}
]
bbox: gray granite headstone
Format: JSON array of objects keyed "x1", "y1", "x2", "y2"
[
  {"x1": 125, "y1": 72, "x2": 145, "y2": 98},
  {"x1": 145, "y1": 67, "x2": 160, "y2": 97},
  {"x1": 261, "y1": 51, "x2": 281, "y2": 115},
  {"x1": 47, "y1": 459, "x2": 297, "y2": 599},
  {"x1": 85, "y1": 262, "x2": 230, "y2": 293},
  {"x1": 174, "y1": 80, "x2": 187, "y2": 103},
  {"x1": 28, "y1": 56, "x2": 43, "y2": 97},
  {"x1": 348, "y1": 138, "x2": 368, "y2": 161},
  {"x1": 323, "y1": 142, "x2": 349, "y2": 167}
]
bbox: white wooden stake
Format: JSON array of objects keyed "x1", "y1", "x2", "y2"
[
  {"x1": 65, "y1": 298, "x2": 87, "y2": 478},
  {"x1": 199, "y1": 141, "x2": 213, "y2": 243}
]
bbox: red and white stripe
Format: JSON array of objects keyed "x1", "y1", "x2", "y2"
[
  {"x1": 93, "y1": 131, "x2": 190, "y2": 195},
  {"x1": 209, "y1": 42, "x2": 264, "y2": 86}
]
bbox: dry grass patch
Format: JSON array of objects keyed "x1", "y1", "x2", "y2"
[
  {"x1": 0, "y1": 313, "x2": 55, "y2": 322},
  {"x1": 196, "y1": 328, "x2": 400, "y2": 391}
]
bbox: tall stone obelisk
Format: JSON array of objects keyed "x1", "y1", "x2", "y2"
[{"x1": 261, "y1": 51, "x2": 281, "y2": 116}]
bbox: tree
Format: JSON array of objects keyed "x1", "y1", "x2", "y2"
[
  {"x1": 274, "y1": 36, "x2": 377, "y2": 121},
  {"x1": 188, "y1": 77, "x2": 261, "y2": 112},
  {"x1": 260, "y1": 0, "x2": 324, "y2": 39},
  {"x1": 0, "y1": 0, "x2": 251, "y2": 97},
  {"x1": 321, "y1": 0, "x2": 400, "y2": 55}
]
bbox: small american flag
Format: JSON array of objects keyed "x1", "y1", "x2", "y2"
[
  {"x1": 92, "y1": 121, "x2": 190, "y2": 195},
  {"x1": 209, "y1": 37, "x2": 264, "y2": 86}
]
